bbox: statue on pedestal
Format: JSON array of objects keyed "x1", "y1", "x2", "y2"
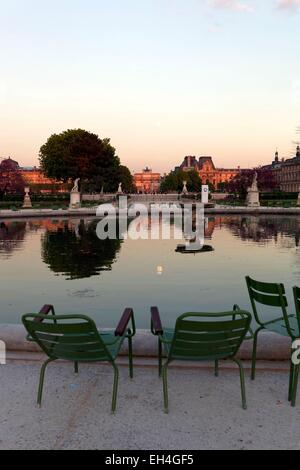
[
  {"x1": 246, "y1": 172, "x2": 260, "y2": 207},
  {"x1": 182, "y1": 181, "x2": 188, "y2": 195},
  {"x1": 70, "y1": 178, "x2": 81, "y2": 209}
]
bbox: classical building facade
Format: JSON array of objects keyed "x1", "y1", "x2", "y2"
[
  {"x1": 177, "y1": 156, "x2": 242, "y2": 188},
  {"x1": 133, "y1": 167, "x2": 161, "y2": 193},
  {"x1": 267, "y1": 147, "x2": 300, "y2": 192},
  {"x1": 0, "y1": 157, "x2": 67, "y2": 193}
]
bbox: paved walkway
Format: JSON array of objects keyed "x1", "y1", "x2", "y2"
[{"x1": 1, "y1": 360, "x2": 300, "y2": 450}]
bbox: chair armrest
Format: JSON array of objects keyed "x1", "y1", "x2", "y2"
[
  {"x1": 151, "y1": 306, "x2": 163, "y2": 336},
  {"x1": 233, "y1": 304, "x2": 241, "y2": 312},
  {"x1": 115, "y1": 308, "x2": 135, "y2": 337},
  {"x1": 233, "y1": 305, "x2": 254, "y2": 340},
  {"x1": 37, "y1": 305, "x2": 55, "y2": 319}
]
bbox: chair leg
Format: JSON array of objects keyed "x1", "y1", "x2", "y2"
[
  {"x1": 289, "y1": 360, "x2": 295, "y2": 402},
  {"x1": 158, "y1": 339, "x2": 162, "y2": 378},
  {"x1": 111, "y1": 364, "x2": 119, "y2": 414},
  {"x1": 162, "y1": 363, "x2": 169, "y2": 413},
  {"x1": 128, "y1": 335, "x2": 133, "y2": 379},
  {"x1": 291, "y1": 365, "x2": 299, "y2": 407},
  {"x1": 251, "y1": 327, "x2": 263, "y2": 381},
  {"x1": 37, "y1": 358, "x2": 55, "y2": 407},
  {"x1": 215, "y1": 360, "x2": 219, "y2": 377},
  {"x1": 233, "y1": 358, "x2": 247, "y2": 410},
  {"x1": 74, "y1": 362, "x2": 79, "y2": 374}
]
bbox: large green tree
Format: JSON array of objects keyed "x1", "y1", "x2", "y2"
[
  {"x1": 39, "y1": 129, "x2": 131, "y2": 192},
  {"x1": 160, "y1": 169, "x2": 202, "y2": 193}
]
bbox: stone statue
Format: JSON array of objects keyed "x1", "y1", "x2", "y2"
[
  {"x1": 117, "y1": 183, "x2": 123, "y2": 194},
  {"x1": 250, "y1": 172, "x2": 258, "y2": 191},
  {"x1": 70, "y1": 178, "x2": 81, "y2": 209},
  {"x1": 182, "y1": 181, "x2": 188, "y2": 195},
  {"x1": 71, "y1": 178, "x2": 80, "y2": 193},
  {"x1": 246, "y1": 172, "x2": 260, "y2": 207}
]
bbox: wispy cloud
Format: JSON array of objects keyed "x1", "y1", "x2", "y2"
[
  {"x1": 209, "y1": 0, "x2": 254, "y2": 13},
  {"x1": 277, "y1": 0, "x2": 300, "y2": 11}
]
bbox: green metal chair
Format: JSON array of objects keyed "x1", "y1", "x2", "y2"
[
  {"x1": 151, "y1": 306, "x2": 252, "y2": 413},
  {"x1": 22, "y1": 306, "x2": 135, "y2": 413},
  {"x1": 246, "y1": 276, "x2": 300, "y2": 406}
]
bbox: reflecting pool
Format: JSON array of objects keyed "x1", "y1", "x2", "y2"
[{"x1": 1, "y1": 215, "x2": 300, "y2": 327}]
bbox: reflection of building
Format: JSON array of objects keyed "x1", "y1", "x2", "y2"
[
  {"x1": 0, "y1": 157, "x2": 68, "y2": 193},
  {"x1": 134, "y1": 167, "x2": 161, "y2": 193},
  {"x1": 267, "y1": 147, "x2": 300, "y2": 193},
  {"x1": 177, "y1": 156, "x2": 242, "y2": 188},
  {"x1": 0, "y1": 221, "x2": 27, "y2": 257}
]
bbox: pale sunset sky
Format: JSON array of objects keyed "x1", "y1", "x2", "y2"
[{"x1": 0, "y1": 0, "x2": 299, "y2": 173}]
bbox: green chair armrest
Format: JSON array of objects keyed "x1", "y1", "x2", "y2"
[{"x1": 233, "y1": 304, "x2": 254, "y2": 339}]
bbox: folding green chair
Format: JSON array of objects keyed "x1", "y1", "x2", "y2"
[
  {"x1": 246, "y1": 276, "x2": 300, "y2": 406},
  {"x1": 151, "y1": 307, "x2": 251, "y2": 412},
  {"x1": 22, "y1": 306, "x2": 135, "y2": 413}
]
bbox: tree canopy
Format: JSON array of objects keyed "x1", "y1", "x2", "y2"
[
  {"x1": 226, "y1": 168, "x2": 279, "y2": 198},
  {"x1": 160, "y1": 169, "x2": 202, "y2": 193},
  {"x1": 39, "y1": 129, "x2": 133, "y2": 192}
]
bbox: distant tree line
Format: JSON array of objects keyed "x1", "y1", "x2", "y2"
[{"x1": 160, "y1": 169, "x2": 202, "y2": 193}]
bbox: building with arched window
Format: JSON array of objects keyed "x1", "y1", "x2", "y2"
[
  {"x1": 0, "y1": 157, "x2": 68, "y2": 193},
  {"x1": 133, "y1": 167, "x2": 161, "y2": 193}
]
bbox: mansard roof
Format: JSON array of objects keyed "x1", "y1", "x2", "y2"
[{"x1": 198, "y1": 156, "x2": 215, "y2": 170}]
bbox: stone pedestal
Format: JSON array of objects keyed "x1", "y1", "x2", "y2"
[
  {"x1": 202, "y1": 185, "x2": 209, "y2": 204},
  {"x1": 22, "y1": 187, "x2": 32, "y2": 208},
  {"x1": 69, "y1": 191, "x2": 81, "y2": 209},
  {"x1": 246, "y1": 190, "x2": 260, "y2": 207}
]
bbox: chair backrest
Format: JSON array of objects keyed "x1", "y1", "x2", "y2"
[
  {"x1": 169, "y1": 311, "x2": 251, "y2": 361},
  {"x1": 246, "y1": 276, "x2": 291, "y2": 331},
  {"x1": 22, "y1": 314, "x2": 114, "y2": 362}
]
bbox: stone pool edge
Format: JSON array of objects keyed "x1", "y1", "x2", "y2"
[
  {"x1": 0, "y1": 325, "x2": 292, "y2": 360},
  {"x1": 1, "y1": 206, "x2": 300, "y2": 219}
]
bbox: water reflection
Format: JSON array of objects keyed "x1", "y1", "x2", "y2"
[
  {"x1": 0, "y1": 221, "x2": 27, "y2": 257},
  {"x1": 2, "y1": 215, "x2": 300, "y2": 326},
  {"x1": 224, "y1": 216, "x2": 300, "y2": 247},
  {"x1": 41, "y1": 219, "x2": 122, "y2": 280},
  {"x1": 1, "y1": 215, "x2": 300, "y2": 278}
]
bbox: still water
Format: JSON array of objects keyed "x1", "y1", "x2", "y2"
[{"x1": 1, "y1": 215, "x2": 300, "y2": 327}]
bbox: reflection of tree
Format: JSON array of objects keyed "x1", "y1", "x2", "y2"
[
  {"x1": 223, "y1": 216, "x2": 300, "y2": 247},
  {"x1": 0, "y1": 221, "x2": 27, "y2": 257},
  {"x1": 41, "y1": 220, "x2": 122, "y2": 280}
]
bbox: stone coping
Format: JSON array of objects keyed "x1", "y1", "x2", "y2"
[
  {"x1": 0, "y1": 324, "x2": 292, "y2": 360},
  {"x1": 1, "y1": 205, "x2": 300, "y2": 219}
]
